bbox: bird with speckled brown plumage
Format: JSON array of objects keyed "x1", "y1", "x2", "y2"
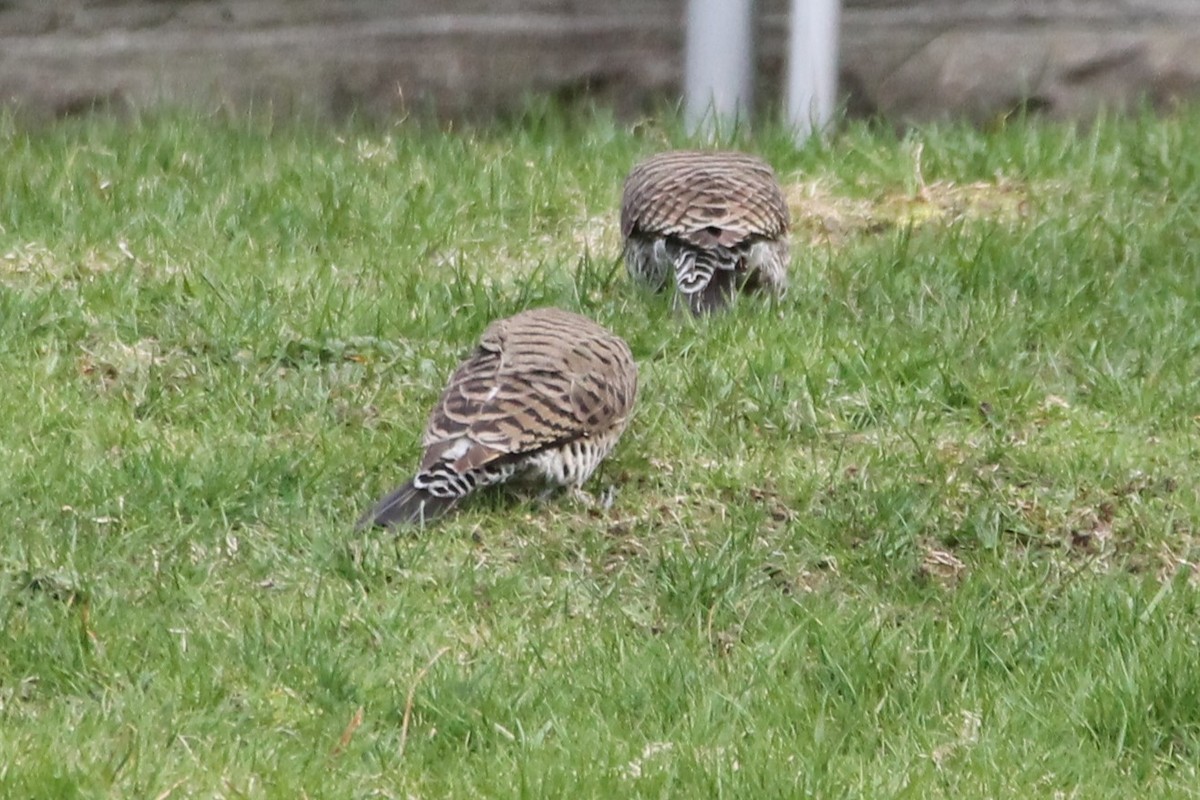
[
  {"x1": 357, "y1": 307, "x2": 638, "y2": 529},
  {"x1": 621, "y1": 150, "x2": 791, "y2": 314}
]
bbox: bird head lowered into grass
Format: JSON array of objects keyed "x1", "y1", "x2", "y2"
[
  {"x1": 357, "y1": 307, "x2": 638, "y2": 529},
  {"x1": 620, "y1": 149, "x2": 791, "y2": 315}
]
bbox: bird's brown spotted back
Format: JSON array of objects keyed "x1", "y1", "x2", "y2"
[
  {"x1": 620, "y1": 150, "x2": 790, "y2": 249},
  {"x1": 419, "y1": 308, "x2": 637, "y2": 474}
]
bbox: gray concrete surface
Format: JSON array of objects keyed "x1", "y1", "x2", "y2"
[{"x1": 1, "y1": 0, "x2": 1198, "y2": 123}]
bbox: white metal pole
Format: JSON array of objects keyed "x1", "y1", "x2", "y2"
[
  {"x1": 787, "y1": 0, "x2": 841, "y2": 141},
  {"x1": 685, "y1": 0, "x2": 755, "y2": 136}
]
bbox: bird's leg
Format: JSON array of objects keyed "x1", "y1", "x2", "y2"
[
  {"x1": 567, "y1": 486, "x2": 597, "y2": 508},
  {"x1": 597, "y1": 485, "x2": 617, "y2": 510},
  {"x1": 566, "y1": 485, "x2": 618, "y2": 510}
]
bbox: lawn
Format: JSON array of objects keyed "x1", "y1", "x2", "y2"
[{"x1": 1, "y1": 104, "x2": 1199, "y2": 798}]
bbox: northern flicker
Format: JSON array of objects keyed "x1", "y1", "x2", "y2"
[
  {"x1": 620, "y1": 150, "x2": 791, "y2": 314},
  {"x1": 357, "y1": 307, "x2": 638, "y2": 528}
]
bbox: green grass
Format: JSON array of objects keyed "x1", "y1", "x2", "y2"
[{"x1": 2, "y1": 103, "x2": 1200, "y2": 797}]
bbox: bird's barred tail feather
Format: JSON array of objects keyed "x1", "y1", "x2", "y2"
[
  {"x1": 673, "y1": 246, "x2": 739, "y2": 315},
  {"x1": 355, "y1": 477, "x2": 462, "y2": 530}
]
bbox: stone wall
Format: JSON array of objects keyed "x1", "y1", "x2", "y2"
[{"x1": 1, "y1": 0, "x2": 1198, "y2": 124}]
